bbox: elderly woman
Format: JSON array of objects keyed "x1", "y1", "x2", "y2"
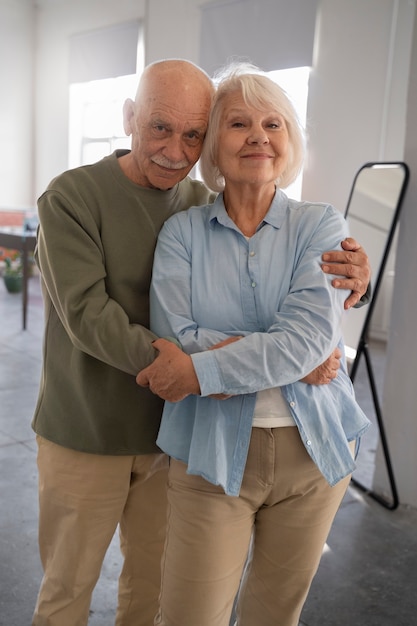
[{"x1": 142, "y1": 67, "x2": 370, "y2": 626}]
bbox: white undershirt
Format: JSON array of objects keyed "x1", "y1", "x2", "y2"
[
  {"x1": 240, "y1": 236, "x2": 296, "y2": 429},
  {"x1": 252, "y1": 387, "x2": 296, "y2": 428}
]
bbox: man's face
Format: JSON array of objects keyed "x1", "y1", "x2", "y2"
[{"x1": 123, "y1": 78, "x2": 211, "y2": 190}]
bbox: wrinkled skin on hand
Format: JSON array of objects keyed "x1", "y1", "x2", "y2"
[
  {"x1": 136, "y1": 338, "x2": 200, "y2": 402},
  {"x1": 301, "y1": 347, "x2": 342, "y2": 385},
  {"x1": 322, "y1": 237, "x2": 371, "y2": 310},
  {"x1": 136, "y1": 338, "x2": 343, "y2": 404}
]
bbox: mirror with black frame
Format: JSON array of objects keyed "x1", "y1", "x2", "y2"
[{"x1": 341, "y1": 161, "x2": 409, "y2": 509}]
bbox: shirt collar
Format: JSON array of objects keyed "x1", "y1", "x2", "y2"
[{"x1": 208, "y1": 187, "x2": 290, "y2": 231}]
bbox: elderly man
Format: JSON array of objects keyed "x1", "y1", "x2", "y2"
[{"x1": 32, "y1": 59, "x2": 370, "y2": 626}]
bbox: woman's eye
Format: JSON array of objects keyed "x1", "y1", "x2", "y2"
[{"x1": 266, "y1": 120, "x2": 283, "y2": 129}]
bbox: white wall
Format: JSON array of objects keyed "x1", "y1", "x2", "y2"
[
  {"x1": 302, "y1": 0, "x2": 413, "y2": 211},
  {"x1": 304, "y1": 0, "x2": 417, "y2": 506},
  {"x1": 0, "y1": 0, "x2": 34, "y2": 208},
  {"x1": 1, "y1": 0, "x2": 417, "y2": 504},
  {"x1": 382, "y1": 3, "x2": 417, "y2": 506},
  {"x1": 302, "y1": 0, "x2": 415, "y2": 348}
]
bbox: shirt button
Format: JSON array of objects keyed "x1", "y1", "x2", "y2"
[
  {"x1": 249, "y1": 251, "x2": 255, "y2": 257},
  {"x1": 290, "y1": 401, "x2": 295, "y2": 408},
  {"x1": 251, "y1": 282, "x2": 256, "y2": 287},
  {"x1": 306, "y1": 440, "x2": 312, "y2": 446}
]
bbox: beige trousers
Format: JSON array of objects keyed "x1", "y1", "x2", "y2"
[
  {"x1": 156, "y1": 427, "x2": 353, "y2": 626},
  {"x1": 32, "y1": 436, "x2": 168, "y2": 626}
]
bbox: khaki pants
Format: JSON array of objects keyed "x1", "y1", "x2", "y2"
[
  {"x1": 156, "y1": 427, "x2": 353, "y2": 626},
  {"x1": 32, "y1": 436, "x2": 168, "y2": 626}
]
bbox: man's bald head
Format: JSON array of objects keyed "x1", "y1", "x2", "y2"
[{"x1": 120, "y1": 60, "x2": 214, "y2": 190}]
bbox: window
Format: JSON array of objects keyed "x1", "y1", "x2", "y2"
[
  {"x1": 268, "y1": 66, "x2": 310, "y2": 200},
  {"x1": 68, "y1": 73, "x2": 140, "y2": 168},
  {"x1": 68, "y1": 21, "x2": 144, "y2": 168}
]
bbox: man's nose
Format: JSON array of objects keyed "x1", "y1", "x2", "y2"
[{"x1": 162, "y1": 135, "x2": 186, "y2": 161}]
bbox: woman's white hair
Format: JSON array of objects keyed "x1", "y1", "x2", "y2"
[{"x1": 199, "y1": 62, "x2": 306, "y2": 192}]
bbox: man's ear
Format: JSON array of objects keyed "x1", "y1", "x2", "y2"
[{"x1": 122, "y1": 98, "x2": 135, "y2": 136}]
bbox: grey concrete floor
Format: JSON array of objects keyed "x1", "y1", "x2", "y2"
[{"x1": 1, "y1": 274, "x2": 417, "y2": 626}]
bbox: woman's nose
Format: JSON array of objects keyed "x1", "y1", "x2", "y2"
[{"x1": 248, "y1": 126, "x2": 269, "y2": 144}]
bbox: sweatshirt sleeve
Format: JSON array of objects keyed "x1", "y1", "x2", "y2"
[{"x1": 36, "y1": 186, "x2": 157, "y2": 376}]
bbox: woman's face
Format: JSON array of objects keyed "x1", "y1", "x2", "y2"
[{"x1": 216, "y1": 91, "x2": 289, "y2": 189}]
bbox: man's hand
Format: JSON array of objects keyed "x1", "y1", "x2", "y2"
[
  {"x1": 321, "y1": 237, "x2": 371, "y2": 310},
  {"x1": 301, "y1": 347, "x2": 342, "y2": 385},
  {"x1": 136, "y1": 338, "x2": 200, "y2": 402}
]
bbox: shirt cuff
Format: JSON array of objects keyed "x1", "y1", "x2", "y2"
[{"x1": 191, "y1": 351, "x2": 224, "y2": 396}]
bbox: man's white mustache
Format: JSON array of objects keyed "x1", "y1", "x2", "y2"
[{"x1": 152, "y1": 155, "x2": 190, "y2": 170}]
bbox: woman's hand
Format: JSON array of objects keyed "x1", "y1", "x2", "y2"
[{"x1": 301, "y1": 347, "x2": 342, "y2": 385}]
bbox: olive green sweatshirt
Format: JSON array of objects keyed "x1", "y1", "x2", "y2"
[{"x1": 32, "y1": 150, "x2": 215, "y2": 454}]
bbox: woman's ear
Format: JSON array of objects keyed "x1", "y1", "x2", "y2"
[{"x1": 122, "y1": 98, "x2": 135, "y2": 136}]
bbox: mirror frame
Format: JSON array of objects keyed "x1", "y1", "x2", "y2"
[{"x1": 345, "y1": 161, "x2": 409, "y2": 510}]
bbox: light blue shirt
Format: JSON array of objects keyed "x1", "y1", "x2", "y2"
[{"x1": 151, "y1": 190, "x2": 370, "y2": 496}]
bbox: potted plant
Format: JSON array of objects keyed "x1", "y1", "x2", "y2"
[{"x1": 3, "y1": 252, "x2": 23, "y2": 293}]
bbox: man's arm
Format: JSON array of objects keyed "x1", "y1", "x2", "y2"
[
  {"x1": 136, "y1": 340, "x2": 343, "y2": 401},
  {"x1": 138, "y1": 226, "x2": 369, "y2": 401},
  {"x1": 36, "y1": 187, "x2": 157, "y2": 376},
  {"x1": 322, "y1": 237, "x2": 371, "y2": 310}
]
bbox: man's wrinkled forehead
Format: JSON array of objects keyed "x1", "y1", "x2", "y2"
[{"x1": 146, "y1": 99, "x2": 210, "y2": 132}]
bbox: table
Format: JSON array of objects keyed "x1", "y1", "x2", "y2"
[{"x1": 0, "y1": 228, "x2": 37, "y2": 330}]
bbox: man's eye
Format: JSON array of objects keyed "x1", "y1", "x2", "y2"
[
  {"x1": 185, "y1": 132, "x2": 203, "y2": 146},
  {"x1": 153, "y1": 125, "x2": 168, "y2": 134}
]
